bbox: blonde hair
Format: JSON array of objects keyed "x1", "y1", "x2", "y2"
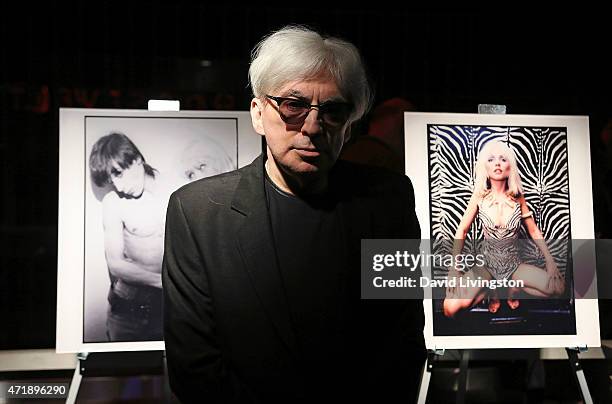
[
  {"x1": 179, "y1": 137, "x2": 235, "y2": 181},
  {"x1": 474, "y1": 140, "x2": 523, "y2": 198},
  {"x1": 248, "y1": 25, "x2": 372, "y2": 124}
]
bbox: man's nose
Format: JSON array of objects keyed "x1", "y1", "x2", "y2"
[
  {"x1": 300, "y1": 108, "x2": 322, "y2": 137},
  {"x1": 112, "y1": 179, "x2": 124, "y2": 192}
]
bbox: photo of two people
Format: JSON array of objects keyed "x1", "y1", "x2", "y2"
[{"x1": 83, "y1": 116, "x2": 237, "y2": 343}]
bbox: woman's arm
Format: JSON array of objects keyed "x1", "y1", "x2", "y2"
[
  {"x1": 451, "y1": 192, "x2": 480, "y2": 263},
  {"x1": 518, "y1": 196, "x2": 564, "y2": 292},
  {"x1": 445, "y1": 192, "x2": 479, "y2": 297},
  {"x1": 519, "y1": 196, "x2": 554, "y2": 262}
]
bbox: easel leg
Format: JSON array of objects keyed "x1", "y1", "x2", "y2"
[
  {"x1": 66, "y1": 365, "x2": 82, "y2": 404},
  {"x1": 417, "y1": 349, "x2": 445, "y2": 404},
  {"x1": 162, "y1": 351, "x2": 172, "y2": 402},
  {"x1": 66, "y1": 353, "x2": 88, "y2": 404},
  {"x1": 416, "y1": 351, "x2": 434, "y2": 404},
  {"x1": 456, "y1": 349, "x2": 469, "y2": 404},
  {"x1": 565, "y1": 348, "x2": 593, "y2": 404}
]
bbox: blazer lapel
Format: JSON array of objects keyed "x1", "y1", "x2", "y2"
[{"x1": 231, "y1": 155, "x2": 297, "y2": 353}]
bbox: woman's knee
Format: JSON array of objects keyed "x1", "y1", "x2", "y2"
[{"x1": 443, "y1": 298, "x2": 470, "y2": 318}]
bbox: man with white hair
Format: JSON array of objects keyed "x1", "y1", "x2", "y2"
[{"x1": 163, "y1": 25, "x2": 424, "y2": 403}]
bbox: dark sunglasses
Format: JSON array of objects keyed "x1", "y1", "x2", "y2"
[{"x1": 265, "y1": 95, "x2": 353, "y2": 127}]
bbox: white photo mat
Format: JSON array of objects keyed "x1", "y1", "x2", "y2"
[
  {"x1": 404, "y1": 112, "x2": 600, "y2": 349},
  {"x1": 57, "y1": 108, "x2": 261, "y2": 353}
]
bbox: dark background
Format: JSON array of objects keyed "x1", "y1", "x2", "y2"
[{"x1": 1, "y1": 4, "x2": 610, "y2": 349}]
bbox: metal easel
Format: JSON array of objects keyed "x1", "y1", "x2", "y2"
[{"x1": 415, "y1": 104, "x2": 594, "y2": 404}]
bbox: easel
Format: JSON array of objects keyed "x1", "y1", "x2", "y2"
[
  {"x1": 66, "y1": 352, "x2": 88, "y2": 404},
  {"x1": 418, "y1": 346, "x2": 594, "y2": 404},
  {"x1": 565, "y1": 346, "x2": 594, "y2": 403},
  {"x1": 66, "y1": 351, "x2": 171, "y2": 404},
  {"x1": 416, "y1": 348, "x2": 445, "y2": 404},
  {"x1": 415, "y1": 104, "x2": 595, "y2": 404},
  {"x1": 66, "y1": 99, "x2": 180, "y2": 403}
]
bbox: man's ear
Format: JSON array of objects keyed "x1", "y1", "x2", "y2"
[
  {"x1": 343, "y1": 124, "x2": 352, "y2": 145},
  {"x1": 250, "y1": 98, "x2": 266, "y2": 136}
]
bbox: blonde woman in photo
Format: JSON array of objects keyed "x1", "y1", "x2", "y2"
[{"x1": 443, "y1": 140, "x2": 565, "y2": 318}]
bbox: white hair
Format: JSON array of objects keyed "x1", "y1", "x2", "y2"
[
  {"x1": 474, "y1": 140, "x2": 523, "y2": 198},
  {"x1": 179, "y1": 137, "x2": 235, "y2": 182},
  {"x1": 248, "y1": 25, "x2": 372, "y2": 123}
]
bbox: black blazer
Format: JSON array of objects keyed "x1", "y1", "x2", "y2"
[{"x1": 162, "y1": 155, "x2": 425, "y2": 403}]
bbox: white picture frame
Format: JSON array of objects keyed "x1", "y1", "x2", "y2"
[
  {"x1": 56, "y1": 108, "x2": 261, "y2": 353},
  {"x1": 404, "y1": 112, "x2": 600, "y2": 349}
]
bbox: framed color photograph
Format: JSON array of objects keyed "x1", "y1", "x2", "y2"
[
  {"x1": 56, "y1": 108, "x2": 261, "y2": 353},
  {"x1": 404, "y1": 112, "x2": 599, "y2": 349}
]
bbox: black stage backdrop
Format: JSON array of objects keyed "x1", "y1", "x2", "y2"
[{"x1": 1, "y1": 4, "x2": 611, "y2": 348}]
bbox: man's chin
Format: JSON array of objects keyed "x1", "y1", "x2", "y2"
[
  {"x1": 294, "y1": 159, "x2": 326, "y2": 174},
  {"x1": 277, "y1": 153, "x2": 334, "y2": 178}
]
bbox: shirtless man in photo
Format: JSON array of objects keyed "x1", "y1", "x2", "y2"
[{"x1": 90, "y1": 132, "x2": 170, "y2": 341}]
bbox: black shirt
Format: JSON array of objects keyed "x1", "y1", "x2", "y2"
[{"x1": 264, "y1": 171, "x2": 351, "y2": 381}]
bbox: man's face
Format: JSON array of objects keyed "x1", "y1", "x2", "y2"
[
  {"x1": 252, "y1": 77, "x2": 351, "y2": 181},
  {"x1": 110, "y1": 158, "x2": 146, "y2": 198}
]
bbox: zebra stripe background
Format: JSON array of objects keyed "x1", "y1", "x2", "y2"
[{"x1": 428, "y1": 125, "x2": 571, "y2": 275}]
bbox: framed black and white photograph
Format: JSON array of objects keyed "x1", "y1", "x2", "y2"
[
  {"x1": 404, "y1": 112, "x2": 599, "y2": 349},
  {"x1": 56, "y1": 108, "x2": 261, "y2": 353}
]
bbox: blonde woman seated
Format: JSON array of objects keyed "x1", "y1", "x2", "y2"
[{"x1": 443, "y1": 140, "x2": 565, "y2": 318}]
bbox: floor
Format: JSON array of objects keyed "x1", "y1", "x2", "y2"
[{"x1": 0, "y1": 350, "x2": 610, "y2": 403}]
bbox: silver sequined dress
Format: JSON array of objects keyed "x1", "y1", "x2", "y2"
[{"x1": 478, "y1": 197, "x2": 522, "y2": 280}]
